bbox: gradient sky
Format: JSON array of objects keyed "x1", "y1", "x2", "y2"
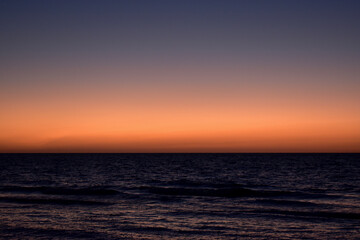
[{"x1": 1, "y1": 0, "x2": 360, "y2": 153}]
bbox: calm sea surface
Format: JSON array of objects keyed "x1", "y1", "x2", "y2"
[{"x1": 0, "y1": 153, "x2": 359, "y2": 239}]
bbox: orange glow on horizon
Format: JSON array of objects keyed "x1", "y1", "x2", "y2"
[
  {"x1": 1, "y1": 106, "x2": 359, "y2": 152},
  {"x1": 1, "y1": 63, "x2": 359, "y2": 153}
]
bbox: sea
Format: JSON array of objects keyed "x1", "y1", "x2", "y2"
[{"x1": 0, "y1": 153, "x2": 359, "y2": 239}]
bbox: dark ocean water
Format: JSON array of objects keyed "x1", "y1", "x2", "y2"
[{"x1": 0, "y1": 153, "x2": 359, "y2": 239}]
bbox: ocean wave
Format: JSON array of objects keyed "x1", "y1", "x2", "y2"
[
  {"x1": 257, "y1": 209, "x2": 360, "y2": 220},
  {"x1": 0, "y1": 225, "x2": 109, "y2": 239},
  {"x1": 164, "y1": 206, "x2": 360, "y2": 220},
  {"x1": 161, "y1": 179, "x2": 246, "y2": 189},
  {"x1": 139, "y1": 186, "x2": 289, "y2": 198},
  {"x1": 0, "y1": 186, "x2": 119, "y2": 196},
  {"x1": 255, "y1": 199, "x2": 320, "y2": 207},
  {"x1": 0, "y1": 196, "x2": 111, "y2": 205},
  {"x1": 139, "y1": 186, "x2": 341, "y2": 200}
]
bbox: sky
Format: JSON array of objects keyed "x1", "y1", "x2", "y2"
[{"x1": 0, "y1": 0, "x2": 359, "y2": 153}]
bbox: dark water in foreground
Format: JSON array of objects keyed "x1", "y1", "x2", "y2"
[{"x1": 0, "y1": 154, "x2": 359, "y2": 239}]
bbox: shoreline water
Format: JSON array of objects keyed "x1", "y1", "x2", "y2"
[{"x1": 0, "y1": 153, "x2": 359, "y2": 239}]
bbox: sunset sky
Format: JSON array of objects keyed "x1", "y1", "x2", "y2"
[{"x1": 1, "y1": 0, "x2": 359, "y2": 153}]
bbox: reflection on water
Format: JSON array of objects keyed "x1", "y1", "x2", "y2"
[{"x1": 0, "y1": 153, "x2": 359, "y2": 239}]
